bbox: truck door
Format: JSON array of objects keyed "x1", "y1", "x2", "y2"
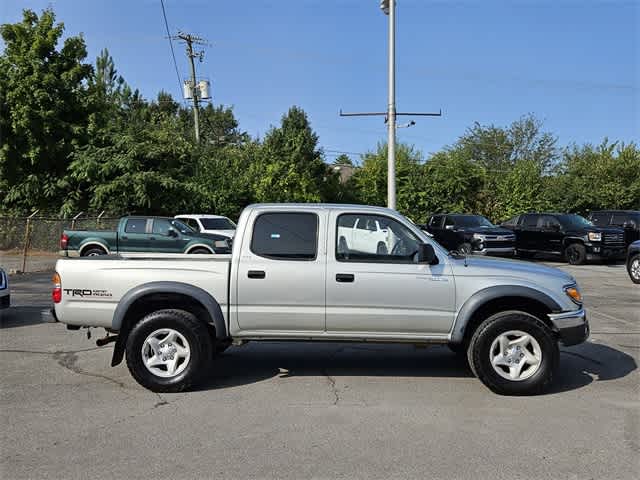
[
  {"x1": 119, "y1": 218, "x2": 152, "y2": 254},
  {"x1": 150, "y1": 218, "x2": 186, "y2": 253},
  {"x1": 518, "y1": 214, "x2": 540, "y2": 251},
  {"x1": 537, "y1": 215, "x2": 563, "y2": 254},
  {"x1": 326, "y1": 211, "x2": 455, "y2": 336},
  {"x1": 235, "y1": 210, "x2": 327, "y2": 332}
]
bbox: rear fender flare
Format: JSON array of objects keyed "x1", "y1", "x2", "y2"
[{"x1": 110, "y1": 281, "x2": 226, "y2": 366}]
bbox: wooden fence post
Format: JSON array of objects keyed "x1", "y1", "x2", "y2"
[{"x1": 21, "y1": 210, "x2": 39, "y2": 273}]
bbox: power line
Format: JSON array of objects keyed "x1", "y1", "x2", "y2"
[{"x1": 160, "y1": 0, "x2": 182, "y2": 96}]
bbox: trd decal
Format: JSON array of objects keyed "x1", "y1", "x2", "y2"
[{"x1": 63, "y1": 289, "x2": 113, "y2": 298}]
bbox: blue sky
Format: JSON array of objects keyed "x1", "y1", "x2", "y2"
[{"x1": 1, "y1": 0, "x2": 638, "y2": 163}]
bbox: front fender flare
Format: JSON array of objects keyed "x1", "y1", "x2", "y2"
[
  {"x1": 449, "y1": 285, "x2": 562, "y2": 344},
  {"x1": 110, "y1": 281, "x2": 227, "y2": 366}
]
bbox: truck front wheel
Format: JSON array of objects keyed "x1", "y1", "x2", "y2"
[
  {"x1": 467, "y1": 311, "x2": 559, "y2": 395},
  {"x1": 125, "y1": 309, "x2": 212, "y2": 392}
]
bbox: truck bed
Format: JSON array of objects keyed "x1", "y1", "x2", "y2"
[{"x1": 54, "y1": 255, "x2": 232, "y2": 328}]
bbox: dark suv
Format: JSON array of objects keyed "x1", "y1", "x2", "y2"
[
  {"x1": 588, "y1": 210, "x2": 640, "y2": 245},
  {"x1": 501, "y1": 213, "x2": 626, "y2": 265},
  {"x1": 425, "y1": 214, "x2": 515, "y2": 256}
]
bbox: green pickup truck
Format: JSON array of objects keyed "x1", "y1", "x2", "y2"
[{"x1": 59, "y1": 216, "x2": 231, "y2": 257}]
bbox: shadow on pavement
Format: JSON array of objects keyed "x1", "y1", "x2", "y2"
[
  {"x1": 0, "y1": 306, "x2": 53, "y2": 329},
  {"x1": 551, "y1": 342, "x2": 638, "y2": 394},
  {"x1": 196, "y1": 341, "x2": 637, "y2": 394}
]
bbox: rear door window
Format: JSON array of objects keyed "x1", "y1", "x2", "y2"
[
  {"x1": 124, "y1": 219, "x2": 147, "y2": 234},
  {"x1": 251, "y1": 213, "x2": 318, "y2": 260},
  {"x1": 522, "y1": 214, "x2": 539, "y2": 228},
  {"x1": 590, "y1": 213, "x2": 611, "y2": 226},
  {"x1": 611, "y1": 213, "x2": 630, "y2": 226},
  {"x1": 429, "y1": 215, "x2": 444, "y2": 228}
]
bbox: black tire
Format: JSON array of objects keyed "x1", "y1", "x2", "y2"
[
  {"x1": 82, "y1": 247, "x2": 106, "y2": 257},
  {"x1": 189, "y1": 247, "x2": 212, "y2": 254},
  {"x1": 565, "y1": 243, "x2": 586, "y2": 265},
  {"x1": 125, "y1": 309, "x2": 212, "y2": 393},
  {"x1": 628, "y1": 254, "x2": 640, "y2": 284},
  {"x1": 376, "y1": 242, "x2": 388, "y2": 255},
  {"x1": 458, "y1": 242, "x2": 473, "y2": 255},
  {"x1": 467, "y1": 310, "x2": 559, "y2": 396}
]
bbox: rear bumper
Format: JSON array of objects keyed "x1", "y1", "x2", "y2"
[
  {"x1": 548, "y1": 308, "x2": 589, "y2": 346},
  {"x1": 58, "y1": 250, "x2": 80, "y2": 257}
]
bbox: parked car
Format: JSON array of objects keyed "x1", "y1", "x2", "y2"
[
  {"x1": 425, "y1": 214, "x2": 515, "y2": 256},
  {"x1": 51, "y1": 203, "x2": 589, "y2": 396},
  {"x1": 59, "y1": 216, "x2": 231, "y2": 257},
  {"x1": 174, "y1": 214, "x2": 236, "y2": 238},
  {"x1": 588, "y1": 210, "x2": 640, "y2": 245},
  {"x1": 337, "y1": 214, "x2": 398, "y2": 255},
  {"x1": 501, "y1": 213, "x2": 626, "y2": 265},
  {"x1": 627, "y1": 240, "x2": 640, "y2": 284},
  {"x1": 0, "y1": 268, "x2": 9, "y2": 309}
]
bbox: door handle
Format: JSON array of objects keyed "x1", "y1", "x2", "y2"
[
  {"x1": 149, "y1": 237, "x2": 156, "y2": 241},
  {"x1": 121, "y1": 236, "x2": 128, "y2": 240},
  {"x1": 336, "y1": 273, "x2": 354, "y2": 283},
  {"x1": 247, "y1": 270, "x2": 266, "y2": 279}
]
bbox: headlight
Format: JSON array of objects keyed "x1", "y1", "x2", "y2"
[
  {"x1": 588, "y1": 232, "x2": 602, "y2": 242},
  {"x1": 472, "y1": 233, "x2": 486, "y2": 240},
  {"x1": 564, "y1": 284, "x2": 582, "y2": 305}
]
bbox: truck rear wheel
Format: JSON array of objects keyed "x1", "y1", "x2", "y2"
[
  {"x1": 82, "y1": 247, "x2": 106, "y2": 257},
  {"x1": 467, "y1": 311, "x2": 558, "y2": 395},
  {"x1": 125, "y1": 309, "x2": 212, "y2": 392}
]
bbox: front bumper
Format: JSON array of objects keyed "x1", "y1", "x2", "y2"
[
  {"x1": 475, "y1": 247, "x2": 515, "y2": 256},
  {"x1": 548, "y1": 308, "x2": 589, "y2": 346},
  {"x1": 585, "y1": 244, "x2": 625, "y2": 261}
]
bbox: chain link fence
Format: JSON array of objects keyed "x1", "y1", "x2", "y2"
[{"x1": 0, "y1": 213, "x2": 120, "y2": 273}]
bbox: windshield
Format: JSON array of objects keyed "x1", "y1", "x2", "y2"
[
  {"x1": 452, "y1": 216, "x2": 495, "y2": 228},
  {"x1": 200, "y1": 218, "x2": 236, "y2": 230},
  {"x1": 170, "y1": 219, "x2": 195, "y2": 234},
  {"x1": 556, "y1": 214, "x2": 593, "y2": 229}
]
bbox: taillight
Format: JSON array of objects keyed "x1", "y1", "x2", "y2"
[
  {"x1": 60, "y1": 233, "x2": 69, "y2": 249},
  {"x1": 52, "y1": 272, "x2": 62, "y2": 303}
]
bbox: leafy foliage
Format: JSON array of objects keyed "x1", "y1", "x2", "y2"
[{"x1": 1, "y1": 8, "x2": 637, "y2": 223}]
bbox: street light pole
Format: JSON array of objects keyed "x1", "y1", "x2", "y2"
[{"x1": 385, "y1": 0, "x2": 396, "y2": 210}]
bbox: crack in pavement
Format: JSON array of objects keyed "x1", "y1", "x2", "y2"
[
  {"x1": 52, "y1": 351, "x2": 129, "y2": 390},
  {"x1": 322, "y1": 369, "x2": 340, "y2": 405}
]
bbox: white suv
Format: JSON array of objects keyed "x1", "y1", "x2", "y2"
[
  {"x1": 0, "y1": 268, "x2": 10, "y2": 310},
  {"x1": 174, "y1": 214, "x2": 236, "y2": 238}
]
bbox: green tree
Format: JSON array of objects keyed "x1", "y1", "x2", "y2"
[
  {"x1": 350, "y1": 142, "x2": 427, "y2": 220},
  {"x1": 549, "y1": 140, "x2": 640, "y2": 214},
  {"x1": 0, "y1": 9, "x2": 92, "y2": 213},
  {"x1": 251, "y1": 106, "x2": 330, "y2": 203}
]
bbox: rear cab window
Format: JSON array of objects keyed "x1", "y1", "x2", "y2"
[
  {"x1": 590, "y1": 212, "x2": 611, "y2": 226},
  {"x1": 521, "y1": 214, "x2": 539, "y2": 228},
  {"x1": 250, "y1": 212, "x2": 318, "y2": 260},
  {"x1": 124, "y1": 218, "x2": 147, "y2": 234}
]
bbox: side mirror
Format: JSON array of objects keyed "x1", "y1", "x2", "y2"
[
  {"x1": 168, "y1": 228, "x2": 178, "y2": 237},
  {"x1": 445, "y1": 225, "x2": 454, "y2": 230},
  {"x1": 417, "y1": 243, "x2": 438, "y2": 265}
]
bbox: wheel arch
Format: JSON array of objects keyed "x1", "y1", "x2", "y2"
[
  {"x1": 185, "y1": 243, "x2": 215, "y2": 254},
  {"x1": 110, "y1": 281, "x2": 227, "y2": 366},
  {"x1": 450, "y1": 286, "x2": 562, "y2": 344},
  {"x1": 79, "y1": 240, "x2": 110, "y2": 256},
  {"x1": 562, "y1": 236, "x2": 586, "y2": 248}
]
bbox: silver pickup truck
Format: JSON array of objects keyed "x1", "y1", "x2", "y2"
[{"x1": 51, "y1": 204, "x2": 589, "y2": 395}]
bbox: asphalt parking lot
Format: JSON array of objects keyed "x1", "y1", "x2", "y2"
[{"x1": 1, "y1": 262, "x2": 638, "y2": 479}]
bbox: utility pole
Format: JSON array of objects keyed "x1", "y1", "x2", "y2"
[
  {"x1": 340, "y1": 0, "x2": 441, "y2": 210},
  {"x1": 174, "y1": 32, "x2": 207, "y2": 143}
]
